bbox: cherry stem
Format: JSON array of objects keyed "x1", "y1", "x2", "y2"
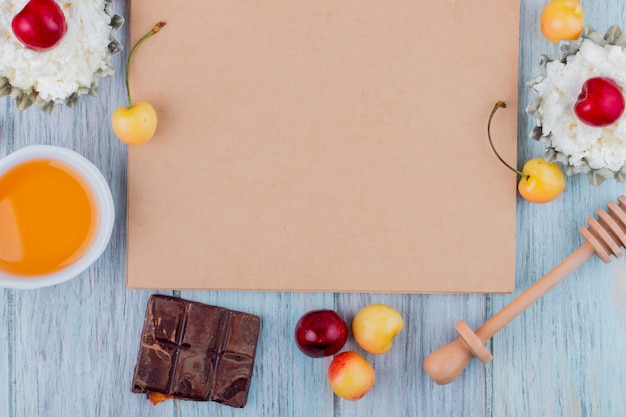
[
  {"x1": 487, "y1": 101, "x2": 528, "y2": 179},
  {"x1": 124, "y1": 22, "x2": 166, "y2": 108}
]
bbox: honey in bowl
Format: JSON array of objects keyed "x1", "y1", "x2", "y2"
[{"x1": 0, "y1": 159, "x2": 98, "y2": 276}]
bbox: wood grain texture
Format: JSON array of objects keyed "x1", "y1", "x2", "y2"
[
  {"x1": 0, "y1": 289, "x2": 10, "y2": 417},
  {"x1": 0, "y1": 96, "x2": 11, "y2": 417},
  {"x1": 336, "y1": 293, "x2": 488, "y2": 417},
  {"x1": 2, "y1": 0, "x2": 626, "y2": 416},
  {"x1": 1, "y1": 62, "x2": 16, "y2": 417}
]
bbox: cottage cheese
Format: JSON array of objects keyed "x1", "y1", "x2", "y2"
[
  {"x1": 533, "y1": 39, "x2": 626, "y2": 172},
  {"x1": 0, "y1": 0, "x2": 111, "y2": 102}
]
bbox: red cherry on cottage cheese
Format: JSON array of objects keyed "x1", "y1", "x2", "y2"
[
  {"x1": 574, "y1": 77, "x2": 625, "y2": 127},
  {"x1": 12, "y1": 0, "x2": 68, "y2": 51}
]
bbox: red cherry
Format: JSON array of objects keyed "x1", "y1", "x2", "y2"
[
  {"x1": 574, "y1": 77, "x2": 625, "y2": 127},
  {"x1": 11, "y1": 0, "x2": 68, "y2": 51},
  {"x1": 294, "y1": 310, "x2": 348, "y2": 358}
]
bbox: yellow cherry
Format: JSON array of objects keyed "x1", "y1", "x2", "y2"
[
  {"x1": 328, "y1": 352, "x2": 375, "y2": 400},
  {"x1": 112, "y1": 22, "x2": 165, "y2": 146},
  {"x1": 352, "y1": 304, "x2": 404, "y2": 354},
  {"x1": 540, "y1": 0, "x2": 584, "y2": 44},
  {"x1": 518, "y1": 158, "x2": 565, "y2": 204},
  {"x1": 112, "y1": 102, "x2": 157, "y2": 145},
  {"x1": 487, "y1": 101, "x2": 565, "y2": 204}
]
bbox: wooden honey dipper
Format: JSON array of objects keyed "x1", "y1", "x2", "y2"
[{"x1": 424, "y1": 195, "x2": 626, "y2": 385}]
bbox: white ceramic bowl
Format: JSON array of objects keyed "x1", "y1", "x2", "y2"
[{"x1": 0, "y1": 145, "x2": 115, "y2": 289}]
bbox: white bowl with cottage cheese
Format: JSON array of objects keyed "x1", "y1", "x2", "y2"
[
  {"x1": 0, "y1": 0, "x2": 122, "y2": 112},
  {"x1": 527, "y1": 25, "x2": 626, "y2": 185}
]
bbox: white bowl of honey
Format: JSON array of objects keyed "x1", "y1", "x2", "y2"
[{"x1": 0, "y1": 145, "x2": 115, "y2": 289}]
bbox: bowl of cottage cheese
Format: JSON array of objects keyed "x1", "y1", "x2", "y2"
[
  {"x1": 0, "y1": 0, "x2": 122, "y2": 113},
  {"x1": 527, "y1": 25, "x2": 626, "y2": 185}
]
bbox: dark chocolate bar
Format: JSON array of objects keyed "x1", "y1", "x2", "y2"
[{"x1": 132, "y1": 295, "x2": 261, "y2": 408}]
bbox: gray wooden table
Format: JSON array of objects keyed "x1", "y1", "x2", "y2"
[{"x1": 2, "y1": 1, "x2": 626, "y2": 416}]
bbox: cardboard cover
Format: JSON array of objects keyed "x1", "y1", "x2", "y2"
[{"x1": 127, "y1": 0, "x2": 519, "y2": 292}]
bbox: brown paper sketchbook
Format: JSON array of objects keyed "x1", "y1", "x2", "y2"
[{"x1": 127, "y1": 0, "x2": 520, "y2": 292}]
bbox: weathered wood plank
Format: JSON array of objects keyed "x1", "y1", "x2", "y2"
[
  {"x1": 1, "y1": 63, "x2": 15, "y2": 417},
  {"x1": 0, "y1": 289, "x2": 11, "y2": 417},
  {"x1": 491, "y1": 1, "x2": 626, "y2": 417}
]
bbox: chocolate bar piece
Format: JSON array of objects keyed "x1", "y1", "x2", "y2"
[{"x1": 132, "y1": 295, "x2": 261, "y2": 408}]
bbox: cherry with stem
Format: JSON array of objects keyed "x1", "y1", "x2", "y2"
[
  {"x1": 487, "y1": 100, "x2": 565, "y2": 204},
  {"x1": 112, "y1": 21, "x2": 166, "y2": 146}
]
